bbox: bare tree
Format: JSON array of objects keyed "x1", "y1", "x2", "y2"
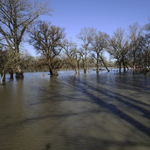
[
  {"x1": 128, "y1": 23, "x2": 143, "y2": 73},
  {"x1": 29, "y1": 21, "x2": 65, "y2": 76},
  {"x1": 108, "y1": 28, "x2": 129, "y2": 73},
  {"x1": 91, "y1": 31, "x2": 110, "y2": 73},
  {"x1": 142, "y1": 23, "x2": 150, "y2": 69},
  {"x1": 0, "y1": 0, "x2": 51, "y2": 78},
  {"x1": 135, "y1": 34, "x2": 150, "y2": 69},
  {"x1": 62, "y1": 39, "x2": 79, "y2": 74},
  {"x1": 77, "y1": 27, "x2": 96, "y2": 73},
  {"x1": 62, "y1": 39, "x2": 83, "y2": 74}
]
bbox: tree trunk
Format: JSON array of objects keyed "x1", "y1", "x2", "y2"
[
  {"x1": 84, "y1": 50, "x2": 87, "y2": 74},
  {"x1": 9, "y1": 69, "x2": 13, "y2": 79},
  {"x1": 133, "y1": 50, "x2": 136, "y2": 74},
  {"x1": 78, "y1": 70, "x2": 80, "y2": 74},
  {"x1": 82, "y1": 59, "x2": 86, "y2": 73},
  {"x1": 49, "y1": 66, "x2": 58, "y2": 76},
  {"x1": 3, "y1": 74, "x2": 5, "y2": 82},
  {"x1": 1, "y1": 75, "x2": 4, "y2": 85},
  {"x1": 119, "y1": 62, "x2": 121, "y2": 73},
  {"x1": 124, "y1": 65, "x2": 126, "y2": 73},
  {"x1": 100, "y1": 56, "x2": 109, "y2": 72},
  {"x1": 1, "y1": 70, "x2": 5, "y2": 85},
  {"x1": 74, "y1": 68, "x2": 77, "y2": 74},
  {"x1": 16, "y1": 65, "x2": 24, "y2": 78},
  {"x1": 123, "y1": 61, "x2": 126, "y2": 73},
  {"x1": 96, "y1": 54, "x2": 99, "y2": 74},
  {"x1": 77, "y1": 60, "x2": 80, "y2": 74}
]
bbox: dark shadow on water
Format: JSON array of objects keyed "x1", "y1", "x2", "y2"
[
  {"x1": 20, "y1": 72, "x2": 150, "y2": 138},
  {"x1": 75, "y1": 78, "x2": 150, "y2": 119},
  {"x1": 65, "y1": 75, "x2": 150, "y2": 137},
  {"x1": 2, "y1": 109, "x2": 105, "y2": 128}
]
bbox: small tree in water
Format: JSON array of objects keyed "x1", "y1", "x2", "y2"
[{"x1": 29, "y1": 21, "x2": 65, "y2": 76}]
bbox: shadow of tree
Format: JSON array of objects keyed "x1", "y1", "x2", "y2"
[
  {"x1": 1, "y1": 71, "x2": 150, "y2": 150},
  {"x1": 65, "y1": 75, "x2": 150, "y2": 137}
]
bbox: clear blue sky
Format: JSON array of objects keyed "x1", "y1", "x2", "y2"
[{"x1": 26, "y1": 0, "x2": 150, "y2": 58}]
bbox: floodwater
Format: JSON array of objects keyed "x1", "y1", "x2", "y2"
[{"x1": 0, "y1": 70, "x2": 150, "y2": 150}]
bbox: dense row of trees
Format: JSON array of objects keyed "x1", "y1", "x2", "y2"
[{"x1": 0, "y1": 0, "x2": 150, "y2": 85}]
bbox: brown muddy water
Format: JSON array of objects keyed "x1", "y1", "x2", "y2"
[{"x1": 0, "y1": 70, "x2": 150, "y2": 150}]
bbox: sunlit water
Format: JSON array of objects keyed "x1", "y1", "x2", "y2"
[{"x1": 0, "y1": 70, "x2": 150, "y2": 150}]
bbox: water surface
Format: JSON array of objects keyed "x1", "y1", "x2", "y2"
[{"x1": 0, "y1": 70, "x2": 150, "y2": 150}]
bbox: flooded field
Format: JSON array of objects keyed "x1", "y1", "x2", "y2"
[{"x1": 0, "y1": 70, "x2": 150, "y2": 150}]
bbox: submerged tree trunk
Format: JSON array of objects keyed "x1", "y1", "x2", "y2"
[
  {"x1": 73, "y1": 61, "x2": 77, "y2": 74},
  {"x1": 84, "y1": 51, "x2": 87, "y2": 74},
  {"x1": 84, "y1": 68, "x2": 86, "y2": 73},
  {"x1": 78, "y1": 69, "x2": 80, "y2": 74},
  {"x1": 77, "y1": 60, "x2": 80, "y2": 74},
  {"x1": 9, "y1": 68, "x2": 13, "y2": 79},
  {"x1": 133, "y1": 50, "x2": 136, "y2": 74},
  {"x1": 100, "y1": 56, "x2": 109, "y2": 72},
  {"x1": 122, "y1": 61, "x2": 126, "y2": 73},
  {"x1": 49, "y1": 65, "x2": 58, "y2": 76},
  {"x1": 96, "y1": 54, "x2": 99, "y2": 74},
  {"x1": 74, "y1": 68, "x2": 77, "y2": 74},
  {"x1": 1, "y1": 70, "x2": 5, "y2": 85},
  {"x1": 96, "y1": 66, "x2": 99, "y2": 74},
  {"x1": 49, "y1": 68, "x2": 58, "y2": 76},
  {"x1": 1, "y1": 75, "x2": 5, "y2": 85},
  {"x1": 124, "y1": 65, "x2": 126, "y2": 73},
  {"x1": 119, "y1": 62, "x2": 121, "y2": 73},
  {"x1": 82, "y1": 59, "x2": 86, "y2": 74},
  {"x1": 16, "y1": 65, "x2": 24, "y2": 78}
]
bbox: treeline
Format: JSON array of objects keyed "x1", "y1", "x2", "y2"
[
  {"x1": 0, "y1": 0, "x2": 150, "y2": 85},
  {"x1": 23, "y1": 22, "x2": 150, "y2": 75},
  {"x1": 11, "y1": 52, "x2": 112, "y2": 72}
]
